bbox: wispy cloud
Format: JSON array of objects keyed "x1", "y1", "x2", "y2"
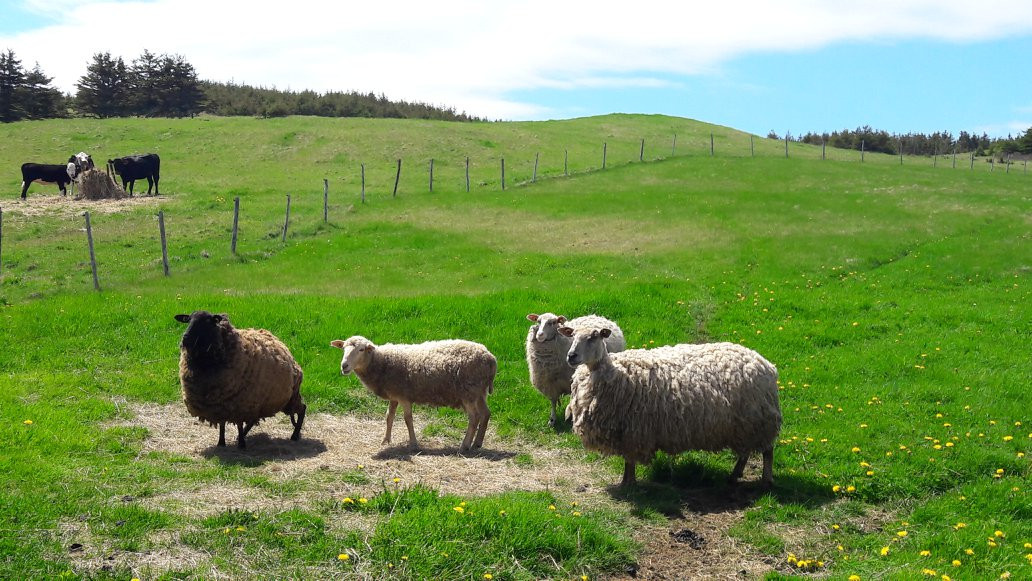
[{"x1": 3, "y1": 0, "x2": 1032, "y2": 119}]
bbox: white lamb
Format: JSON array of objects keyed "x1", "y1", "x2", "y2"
[
  {"x1": 329, "y1": 336, "x2": 496, "y2": 451},
  {"x1": 561, "y1": 325, "x2": 781, "y2": 488},
  {"x1": 525, "y1": 313, "x2": 625, "y2": 426}
]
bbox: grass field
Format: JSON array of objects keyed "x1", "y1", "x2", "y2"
[{"x1": 0, "y1": 114, "x2": 1029, "y2": 579}]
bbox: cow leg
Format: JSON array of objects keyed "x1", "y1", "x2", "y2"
[
  {"x1": 59, "y1": 183, "x2": 67, "y2": 197},
  {"x1": 153, "y1": 174, "x2": 159, "y2": 195},
  {"x1": 146, "y1": 176, "x2": 154, "y2": 195},
  {"x1": 20, "y1": 181, "x2": 28, "y2": 199}
]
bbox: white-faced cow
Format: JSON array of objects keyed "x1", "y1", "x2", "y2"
[
  {"x1": 108, "y1": 153, "x2": 160, "y2": 196},
  {"x1": 20, "y1": 161, "x2": 79, "y2": 199},
  {"x1": 67, "y1": 152, "x2": 95, "y2": 197}
]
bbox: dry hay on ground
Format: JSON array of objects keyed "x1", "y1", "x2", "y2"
[
  {"x1": 75, "y1": 169, "x2": 127, "y2": 200},
  {"x1": 101, "y1": 402, "x2": 775, "y2": 579},
  {"x1": 5, "y1": 192, "x2": 161, "y2": 219}
]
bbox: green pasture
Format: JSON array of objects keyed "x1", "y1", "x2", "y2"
[{"x1": 0, "y1": 115, "x2": 1028, "y2": 579}]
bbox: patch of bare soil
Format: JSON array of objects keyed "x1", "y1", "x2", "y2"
[{"x1": 3, "y1": 192, "x2": 162, "y2": 218}]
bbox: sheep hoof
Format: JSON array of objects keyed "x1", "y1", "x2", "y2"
[{"x1": 381, "y1": 438, "x2": 391, "y2": 445}]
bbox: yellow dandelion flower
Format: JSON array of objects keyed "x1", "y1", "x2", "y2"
[
  {"x1": 880, "y1": 546, "x2": 890, "y2": 556},
  {"x1": 933, "y1": 445, "x2": 942, "y2": 450},
  {"x1": 994, "y1": 530, "x2": 1004, "y2": 538},
  {"x1": 337, "y1": 553, "x2": 350, "y2": 561},
  {"x1": 1003, "y1": 436, "x2": 1014, "y2": 441},
  {"x1": 897, "y1": 531, "x2": 908, "y2": 537},
  {"x1": 548, "y1": 504, "x2": 556, "y2": 510},
  {"x1": 860, "y1": 423, "x2": 868, "y2": 428},
  {"x1": 393, "y1": 477, "x2": 401, "y2": 483},
  {"x1": 832, "y1": 524, "x2": 841, "y2": 530},
  {"x1": 833, "y1": 485, "x2": 841, "y2": 493},
  {"x1": 964, "y1": 548, "x2": 974, "y2": 555},
  {"x1": 235, "y1": 526, "x2": 245, "y2": 532},
  {"x1": 846, "y1": 485, "x2": 856, "y2": 493},
  {"x1": 945, "y1": 442, "x2": 954, "y2": 447},
  {"x1": 866, "y1": 471, "x2": 874, "y2": 476},
  {"x1": 988, "y1": 540, "x2": 998, "y2": 548},
  {"x1": 453, "y1": 506, "x2": 465, "y2": 513},
  {"x1": 357, "y1": 464, "x2": 364, "y2": 469},
  {"x1": 582, "y1": 576, "x2": 589, "y2": 581},
  {"x1": 849, "y1": 576, "x2": 861, "y2": 581},
  {"x1": 1025, "y1": 543, "x2": 1032, "y2": 549},
  {"x1": 572, "y1": 511, "x2": 582, "y2": 517},
  {"x1": 342, "y1": 497, "x2": 354, "y2": 504},
  {"x1": 955, "y1": 523, "x2": 967, "y2": 529},
  {"x1": 484, "y1": 574, "x2": 493, "y2": 580},
  {"x1": 498, "y1": 510, "x2": 506, "y2": 516},
  {"x1": 852, "y1": 447, "x2": 861, "y2": 453},
  {"x1": 952, "y1": 560, "x2": 961, "y2": 567},
  {"x1": 358, "y1": 498, "x2": 368, "y2": 504},
  {"x1": 920, "y1": 550, "x2": 931, "y2": 557},
  {"x1": 401, "y1": 555, "x2": 408, "y2": 560},
  {"x1": 942, "y1": 575, "x2": 951, "y2": 581},
  {"x1": 23, "y1": 420, "x2": 33, "y2": 425},
  {"x1": 921, "y1": 569, "x2": 936, "y2": 576},
  {"x1": 837, "y1": 545, "x2": 845, "y2": 551}
]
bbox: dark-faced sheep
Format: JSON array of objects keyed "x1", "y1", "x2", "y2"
[
  {"x1": 330, "y1": 336, "x2": 496, "y2": 451},
  {"x1": 562, "y1": 325, "x2": 781, "y2": 488},
  {"x1": 176, "y1": 311, "x2": 306, "y2": 449}
]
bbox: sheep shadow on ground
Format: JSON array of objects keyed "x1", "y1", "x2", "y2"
[
  {"x1": 201, "y1": 433, "x2": 328, "y2": 466},
  {"x1": 607, "y1": 460, "x2": 837, "y2": 519},
  {"x1": 373, "y1": 444, "x2": 517, "y2": 462}
]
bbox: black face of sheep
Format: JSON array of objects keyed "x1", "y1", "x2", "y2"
[{"x1": 175, "y1": 311, "x2": 237, "y2": 368}]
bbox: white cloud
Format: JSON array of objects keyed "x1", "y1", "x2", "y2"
[{"x1": 3, "y1": 0, "x2": 1032, "y2": 119}]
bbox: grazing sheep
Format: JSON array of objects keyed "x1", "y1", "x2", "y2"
[
  {"x1": 175, "y1": 311, "x2": 306, "y2": 449},
  {"x1": 525, "y1": 313, "x2": 626, "y2": 426},
  {"x1": 561, "y1": 325, "x2": 781, "y2": 488},
  {"x1": 329, "y1": 336, "x2": 496, "y2": 451}
]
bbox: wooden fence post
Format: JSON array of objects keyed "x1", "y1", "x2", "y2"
[
  {"x1": 1006, "y1": 155, "x2": 1010, "y2": 174},
  {"x1": 1025, "y1": 160, "x2": 1027, "y2": 175},
  {"x1": 84, "y1": 211, "x2": 100, "y2": 291},
  {"x1": 899, "y1": 140, "x2": 903, "y2": 165},
  {"x1": 158, "y1": 210, "x2": 169, "y2": 277},
  {"x1": 392, "y1": 159, "x2": 401, "y2": 198},
  {"x1": 933, "y1": 147, "x2": 937, "y2": 168},
  {"x1": 564, "y1": 149, "x2": 568, "y2": 176},
  {"x1": 231, "y1": 197, "x2": 240, "y2": 255},
  {"x1": 501, "y1": 158, "x2": 506, "y2": 190},
  {"x1": 672, "y1": 134, "x2": 677, "y2": 157},
  {"x1": 990, "y1": 158, "x2": 995, "y2": 173},
  {"x1": 533, "y1": 152, "x2": 539, "y2": 182},
  {"x1": 429, "y1": 159, "x2": 434, "y2": 192},
  {"x1": 710, "y1": 133, "x2": 714, "y2": 157},
  {"x1": 639, "y1": 138, "x2": 645, "y2": 162},
  {"x1": 602, "y1": 142, "x2": 607, "y2": 169},
  {"x1": 970, "y1": 152, "x2": 975, "y2": 170},
  {"x1": 784, "y1": 133, "x2": 789, "y2": 158},
  {"x1": 282, "y1": 195, "x2": 291, "y2": 242},
  {"x1": 361, "y1": 164, "x2": 366, "y2": 203},
  {"x1": 750, "y1": 135, "x2": 754, "y2": 157},
  {"x1": 953, "y1": 146, "x2": 957, "y2": 169},
  {"x1": 861, "y1": 139, "x2": 865, "y2": 163},
  {"x1": 822, "y1": 139, "x2": 826, "y2": 160},
  {"x1": 465, "y1": 157, "x2": 470, "y2": 192},
  {"x1": 323, "y1": 179, "x2": 329, "y2": 222}
]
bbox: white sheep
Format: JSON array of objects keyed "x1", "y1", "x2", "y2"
[
  {"x1": 561, "y1": 325, "x2": 781, "y2": 488},
  {"x1": 525, "y1": 313, "x2": 626, "y2": 426},
  {"x1": 329, "y1": 336, "x2": 496, "y2": 451},
  {"x1": 176, "y1": 310, "x2": 306, "y2": 449}
]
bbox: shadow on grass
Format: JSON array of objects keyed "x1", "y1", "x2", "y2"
[
  {"x1": 201, "y1": 433, "x2": 328, "y2": 466},
  {"x1": 605, "y1": 456, "x2": 837, "y2": 520},
  {"x1": 373, "y1": 444, "x2": 517, "y2": 462}
]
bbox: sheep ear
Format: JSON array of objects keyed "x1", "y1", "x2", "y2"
[
  {"x1": 558, "y1": 326, "x2": 574, "y2": 337},
  {"x1": 361, "y1": 345, "x2": 373, "y2": 352},
  {"x1": 557, "y1": 316, "x2": 567, "y2": 324},
  {"x1": 330, "y1": 340, "x2": 345, "y2": 349},
  {"x1": 599, "y1": 328, "x2": 612, "y2": 338},
  {"x1": 526, "y1": 314, "x2": 539, "y2": 322},
  {"x1": 174, "y1": 314, "x2": 190, "y2": 323}
]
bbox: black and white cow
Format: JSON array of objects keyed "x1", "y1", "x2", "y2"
[
  {"x1": 67, "y1": 152, "x2": 95, "y2": 197},
  {"x1": 108, "y1": 153, "x2": 160, "y2": 196},
  {"x1": 20, "y1": 161, "x2": 79, "y2": 199}
]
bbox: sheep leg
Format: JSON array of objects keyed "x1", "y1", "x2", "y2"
[
  {"x1": 236, "y1": 421, "x2": 254, "y2": 449},
  {"x1": 761, "y1": 448, "x2": 774, "y2": 488},
  {"x1": 472, "y1": 397, "x2": 490, "y2": 449},
  {"x1": 402, "y1": 402, "x2": 419, "y2": 449},
  {"x1": 459, "y1": 404, "x2": 477, "y2": 452},
  {"x1": 382, "y1": 400, "x2": 398, "y2": 445},
  {"x1": 729, "y1": 453, "x2": 749, "y2": 484},
  {"x1": 217, "y1": 422, "x2": 227, "y2": 447},
  {"x1": 289, "y1": 403, "x2": 306, "y2": 441},
  {"x1": 620, "y1": 459, "x2": 637, "y2": 488},
  {"x1": 548, "y1": 398, "x2": 558, "y2": 427}
]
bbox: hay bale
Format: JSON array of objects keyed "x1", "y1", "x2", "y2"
[{"x1": 76, "y1": 169, "x2": 127, "y2": 200}]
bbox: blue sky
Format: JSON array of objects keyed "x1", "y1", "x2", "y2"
[{"x1": 2, "y1": 0, "x2": 1031, "y2": 137}]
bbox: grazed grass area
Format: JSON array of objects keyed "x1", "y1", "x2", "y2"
[{"x1": 0, "y1": 115, "x2": 1028, "y2": 579}]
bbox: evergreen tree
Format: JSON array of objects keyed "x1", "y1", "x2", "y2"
[
  {"x1": 0, "y1": 49, "x2": 26, "y2": 122},
  {"x1": 21, "y1": 62, "x2": 66, "y2": 119},
  {"x1": 129, "y1": 49, "x2": 162, "y2": 116},
  {"x1": 153, "y1": 54, "x2": 204, "y2": 117},
  {"x1": 75, "y1": 52, "x2": 130, "y2": 118}
]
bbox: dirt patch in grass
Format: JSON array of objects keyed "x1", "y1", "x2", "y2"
[{"x1": 4, "y1": 192, "x2": 162, "y2": 218}]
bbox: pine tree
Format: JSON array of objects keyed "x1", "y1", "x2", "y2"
[
  {"x1": 21, "y1": 62, "x2": 66, "y2": 119},
  {"x1": 0, "y1": 49, "x2": 27, "y2": 122},
  {"x1": 154, "y1": 54, "x2": 203, "y2": 117},
  {"x1": 130, "y1": 49, "x2": 162, "y2": 116},
  {"x1": 76, "y1": 52, "x2": 130, "y2": 118}
]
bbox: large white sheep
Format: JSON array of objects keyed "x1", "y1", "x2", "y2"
[
  {"x1": 525, "y1": 313, "x2": 625, "y2": 426},
  {"x1": 329, "y1": 336, "x2": 496, "y2": 451},
  {"x1": 176, "y1": 311, "x2": 306, "y2": 449},
  {"x1": 561, "y1": 325, "x2": 781, "y2": 488}
]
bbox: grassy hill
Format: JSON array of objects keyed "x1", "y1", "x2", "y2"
[{"x1": 0, "y1": 114, "x2": 1029, "y2": 579}]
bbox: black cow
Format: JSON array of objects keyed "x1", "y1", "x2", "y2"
[
  {"x1": 108, "y1": 153, "x2": 160, "y2": 196},
  {"x1": 20, "y1": 162, "x2": 78, "y2": 199}
]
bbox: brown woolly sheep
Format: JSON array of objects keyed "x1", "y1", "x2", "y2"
[
  {"x1": 330, "y1": 336, "x2": 496, "y2": 451},
  {"x1": 176, "y1": 311, "x2": 306, "y2": 449}
]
